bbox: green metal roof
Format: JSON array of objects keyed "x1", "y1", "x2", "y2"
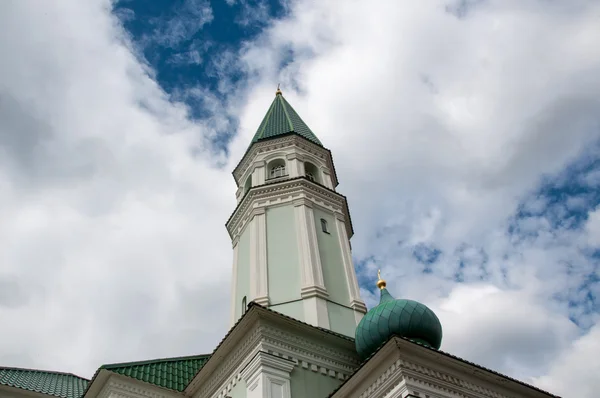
[
  {"x1": 0, "y1": 367, "x2": 89, "y2": 398},
  {"x1": 355, "y1": 288, "x2": 443, "y2": 360},
  {"x1": 251, "y1": 92, "x2": 322, "y2": 146},
  {"x1": 100, "y1": 354, "x2": 210, "y2": 392}
]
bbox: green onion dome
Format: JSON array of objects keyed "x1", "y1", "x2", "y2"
[{"x1": 355, "y1": 272, "x2": 443, "y2": 359}]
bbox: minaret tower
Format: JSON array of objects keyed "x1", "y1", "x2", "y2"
[{"x1": 227, "y1": 88, "x2": 367, "y2": 337}]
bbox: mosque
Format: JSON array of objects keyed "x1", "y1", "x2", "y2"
[{"x1": 0, "y1": 89, "x2": 559, "y2": 398}]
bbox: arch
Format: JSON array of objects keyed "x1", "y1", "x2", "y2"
[
  {"x1": 267, "y1": 158, "x2": 287, "y2": 179},
  {"x1": 304, "y1": 161, "x2": 320, "y2": 184}
]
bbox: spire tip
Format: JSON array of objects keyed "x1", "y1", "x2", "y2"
[
  {"x1": 376, "y1": 269, "x2": 387, "y2": 290},
  {"x1": 276, "y1": 83, "x2": 282, "y2": 96}
]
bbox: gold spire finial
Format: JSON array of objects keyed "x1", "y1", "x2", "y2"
[
  {"x1": 276, "y1": 83, "x2": 282, "y2": 96},
  {"x1": 376, "y1": 269, "x2": 387, "y2": 290}
]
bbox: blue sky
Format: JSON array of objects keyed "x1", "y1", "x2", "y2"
[{"x1": 1, "y1": 1, "x2": 600, "y2": 397}]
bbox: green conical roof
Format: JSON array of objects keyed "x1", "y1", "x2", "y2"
[{"x1": 251, "y1": 91, "x2": 322, "y2": 146}]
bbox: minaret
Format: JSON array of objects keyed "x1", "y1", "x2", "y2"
[{"x1": 227, "y1": 88, "x2": 367, "y2": 337}]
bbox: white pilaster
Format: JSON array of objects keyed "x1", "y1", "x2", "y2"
[
  {"x1": 322, "y1": 169, "x2": 334, "y2": 189},
  {"x1": 335, "y1": 214, "x2": 367, "y2": 319},
  {"x1": 253, "y1": 161, "x2": 266, "y2": 185},
  {"x1": 250, "y1": 209, "x2": 269, "y2": 306},
  {"x1": 241, "y1": 352, "x2": 295, "y2": 398},
  {"x1": 230, "y1": 240, "x2": 240, "y2": 326},
  {"x1": 286, "y1": 153, "x2": 302, "y2": 178},
  {"x1": 294, "y1": 199, "x2": 330, "y2": 328}
]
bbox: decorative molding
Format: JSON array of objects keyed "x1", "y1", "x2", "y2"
[
  {"x1": 227, "y1": 179, "x2": 350, "y2": 242},
  {"x1": 345, "y1": 356, "x2": 518, "y2": 398},
  {"x1": 398, "y1": 360, "x2": 512, "y2": 398},
  {"x1": 191, "y1": 320, "x2": 359, "y2": 398},
  {"x1": 241, "y1": 352, "x2": 294, "y2": 398},
  {"x1": 260, "y1": 325, "x2": 359, "y2": 373},
  {"x1": 300, "y1": 285, "x2": 329, "y2": 299},
  {"x1": 233, "y1": 135, "x2": 330, "y2": 184},
  {"x1": 103, "y1": 378, "x2": 183, "y2": 398}
]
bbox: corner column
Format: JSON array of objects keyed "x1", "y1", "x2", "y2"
[
  {"x1": 241, "y1": 352, "x2": 295, "y2": 398},
  {"x1": 294, "y1": 198, "x2": 330, "y2": 329},
  {"x1": 250, "y1": 208, "x2": 269, "y2": 306},
  {"x1": 230, "y1": 237, "x2": 240, "y2": 326},
  {"x1": 334, "y1": 213, "x2": 367, "y2": 324}
]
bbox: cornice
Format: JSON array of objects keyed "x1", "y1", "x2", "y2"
[
  {"x1": 102, "y1": 377, "x2": 183, "y2": 398},
  {"x1": 189, "y1": 316, "x2": 360, "y2": 398},
  {"x1": 398, "y1": 359, "x2": 511, "y2": 398},
  {"x1": 261, "y1": 325, "x2": 359, "y2": 375},
  {"x1": 226, "y1": 178, "x2": 352, "y2": 240}
]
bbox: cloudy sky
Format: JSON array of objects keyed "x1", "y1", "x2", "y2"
[{"x1": 1, "y1": 0, "x2": 600, "y2": 396}]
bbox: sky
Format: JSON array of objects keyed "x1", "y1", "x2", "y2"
[{"x1": 1, "y1": 0, "x2": 600, "y2": 396}]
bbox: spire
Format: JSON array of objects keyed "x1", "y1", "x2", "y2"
[
  {"x1": 377, "y1": 270, "x2": 394, "y2": 304},
  {"x1": 250, "y1": 88, "x2": 322, "y2": 146}
]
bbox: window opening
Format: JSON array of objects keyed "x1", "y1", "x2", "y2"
[
  {"x1": 270, "y1": 165, "x2": 286, "y2": 178},
  {"x1": 321, "y1": 218, "x2": 330, "y2": 234},
  {"x1": 242, "y1": 296, "x2": 247, "y2": 314}
]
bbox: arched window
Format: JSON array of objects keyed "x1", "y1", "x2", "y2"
[
  {"x1": 320, "y1": 218, "x2": 330, "y2": 234},
  {"x1": 267, "y1": 159, "x2": 287, "y2": 180},
  {"x1": 304, "y1": 162, "x2": 320, "y2": 184},
  {"x1": 242, "y1": 296, "x2": 247, "y2": 315}
]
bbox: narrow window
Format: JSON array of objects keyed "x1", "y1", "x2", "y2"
[
  {"x1": 242, "y1": 296, "x2": 247, "y2": 314},
  {"x1": 320, "y1": 218, "x2": 329, "y2": 234}
]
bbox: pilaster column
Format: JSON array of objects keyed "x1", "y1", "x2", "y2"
[
  {"x1": 250, "y1": 208, "x2": 269, "y2": 306},
  {"x1": 322, "y1": 169, "x2": 334, "y2": 189},
  {"x1": 253, "y1": 161, "x2": 266, "y2": 185},
  {"x1": 294, "y1": 198, "x2": 329, "y2": 328},
  {"x1": 230, "y1": 240, "x2": 240, "y2": 326},
  {"x1": 286, "y1": 153, "x2": 303, "y2": 178},
  {"x1": 241, "y1": 352, "x2": 295, "y2": 398},
  {"x1": 334, "y1": 213, "x2": 367, "y2": 321},
  {"x1": 293, "y1": 199, "x2": 327, "y2": 293}
]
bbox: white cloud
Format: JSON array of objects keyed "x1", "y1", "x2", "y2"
[
  {"x1": 0, "y1": 0, "x2": 233, "y2": 375},
  {"x1": 1, "y1": 0, "x2": 600, "y2": 396},
  {"x1": 230, "y1": 0, "x2": 600, "y2": 394}
]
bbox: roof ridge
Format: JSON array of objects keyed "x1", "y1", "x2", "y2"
[
  {"x1": 279, "y1": 95, "x2": 295, "y2": 132},
  {"x1": 0, "y1": 366, "x2": 90, "y2": 381},
  {"x1": 255, "y1": 98, "x2": 277, "y2": 141},
  {"x1": 101, "y1": 353, "x2": 211, "y2": 369}
]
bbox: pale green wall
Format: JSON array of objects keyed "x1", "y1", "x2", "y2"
[
  {"x1": 313, "y1": 208, "x2": 350, "y2": 305},
  {"x1": 235, "y1": 224, "x2": 251, "y2": 320},
  {"x1": 269, "y1": 300, "x2": 305, "y2": 322},
  {"x1": 327, "y1": 301, "x2": 356, "y2": 337},
  {"x1": 266, "y1": 206, "x2": 302, "y2": 304},
  {"x1": 229, "y1": 379, "x2": 246, "y2": 398},
  {"x1": 290, "y1": 367, "x2": 342, "y2": 398}
]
